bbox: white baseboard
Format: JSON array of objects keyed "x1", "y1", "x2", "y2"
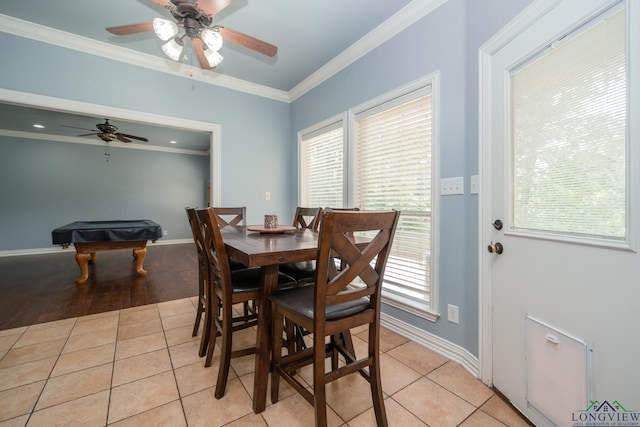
[
  {"x1": 381, "y1": 312, "x2": 479, "y2": 378},
  {"x1": 0, "y1": 238, "x2": 193, "y2": 258}
]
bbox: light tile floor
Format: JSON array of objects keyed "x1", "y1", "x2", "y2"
[{"x1": 0, "y1": 298, "x2": 531, "y2": 426}]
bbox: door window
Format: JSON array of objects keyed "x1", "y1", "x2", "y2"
[{"x1": 510, "y1": 7, "x2": 627, "y2": 243}]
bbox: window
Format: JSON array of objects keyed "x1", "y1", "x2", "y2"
[
  {"x1": 510, "y1": 7, "x2": 627, "y2": 243},
  {"x1": 299, "y1": 117, "x2": 345, "y2": 208},
  {"x1": 298, "y1": 76, "x2": 438, "y2": 319}
]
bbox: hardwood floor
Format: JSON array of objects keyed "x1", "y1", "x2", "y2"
[{"x1": 0, "y1": 243, "x2": 198, "y2": 330}]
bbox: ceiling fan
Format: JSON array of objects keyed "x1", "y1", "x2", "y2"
[
  {"x1": 106, "y1": 0, "x2": 278, "y2": 70},
  {"x1": 62, "y1": 119, "x2": 149, "y2": 143}
]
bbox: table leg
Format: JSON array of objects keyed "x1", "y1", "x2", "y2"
[
  {"x1": 253, "y1": 264, "x2": 279, "y2": 413},
  {"x1": 75, "y1": 252, "x2": 90, "y2": 285},
  {"x1": 133, "y1": 247, "x2": 148, "y2": 277}
]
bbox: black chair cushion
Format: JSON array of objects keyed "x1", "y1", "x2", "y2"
[
  {"x1": 218, "y1": 268, "x2": 297, "y2": 293},
  {"x1": 279, "y1": 261, "x2": 316, "y2": 284},
  {"x1": 228, "y1": 257, "x2": 246, "y2": 271},
  {"x1": 269, "y1": 284, "x2": 369, "y2": 321}
]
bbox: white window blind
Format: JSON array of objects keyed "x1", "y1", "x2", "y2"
[
  {"x1": 511, "y1": 8, "x2": 627, "y2": 241},
  {"x1": 299, "y1": 122, "x2": 344, "y2": 208},
  {"x1": 354, "y1": 93, "x2": 433, "y2": 307}
]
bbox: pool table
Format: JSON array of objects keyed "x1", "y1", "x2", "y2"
[{"x1": 52, "y1": 220, "x2": 163, "y2": 285}]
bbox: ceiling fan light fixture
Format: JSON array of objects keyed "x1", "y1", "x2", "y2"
[
  {"x1": 162, "y1": 37, "x2": 184, "y2": 61},
  {"x1": 204, "y1": 48, "x2": 223, "y2": 68},
  {"x1": 200, "y1": 28, "x2": 223, "y2": 51},
  {"x1": 153, "y1": 18, "x2": 179, "y2": 41}
]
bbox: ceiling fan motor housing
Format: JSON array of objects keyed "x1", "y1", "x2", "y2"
[
  {"x1": 98, "y1": 133, "x2": 116, "y2": 142},
  {"x1": 96, "y1": 120, "x2": 118, "y2": 134},
  {"x1": 170, "y1": 0, "x2": 213, "y2": 35}
]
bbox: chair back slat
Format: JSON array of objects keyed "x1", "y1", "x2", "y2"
[
  {"x1": 185, "y1": 207, "x2": 206, "y2": 255},
  {"x1": 197, "y1": 208, "x2": 233, "y2": 295},
  {"x1": 292, "y1": 207, "x2": 322, "y2": 231},
  {"x1": 314, "y1": 210, "x2": 400, "y2": 321},
  {"x1": 212, "y1": 207, "x2": 246, "y2": 227}
]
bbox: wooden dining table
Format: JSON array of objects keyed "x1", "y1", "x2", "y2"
[{"x1": 219, "y1": 225, "x2": 320, "y2": 413}]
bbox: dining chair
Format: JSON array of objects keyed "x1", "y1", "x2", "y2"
[
  {"x1": 210, "y1": 206, "x2": 247, "y2": 270},
  {"x1": 278, "y1": 207, "x2": 323, "y2": 286},
  {"x1": 186, "y1": 206, "x2": 248, "y2": 357},
  {"x1": 211, "y1": 206, "x2": 246, "y2": 227},
  {"x1": 269, "y1": 209, "x2": 400, "y2": 427},
  {"x1": 196, "y1": 207, "x2": 297, "y2": 399},
  {"x1": 184, "y1": 207, "x2": 209, "y2": 357},
  {"x1": 293, "y1": 206, "x2": 323, "y2": 231},
  {"x1": 280, "y1": 207, "x2": 359, "y2": 351}
]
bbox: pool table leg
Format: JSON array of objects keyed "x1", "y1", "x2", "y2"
[
  {"x1": 133, "y1": 248, "x2": 148, "y2": 277},
  {"x1": 75, "y1": 252, "x2": 91, "y2": 285}
]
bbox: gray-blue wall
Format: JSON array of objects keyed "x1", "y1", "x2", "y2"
[
  {"x1": 0, "y1": 136, "x2": 209, "y2": 250},
  {"x1": 290, "y1": 0, "x2": 533, "y2": 356},
  {"x1": 0, "y1": 32, "x2": 292, "y2": 250},
  {"x1": 1, "y1": 0, "x2": 533, "y2": 357}
]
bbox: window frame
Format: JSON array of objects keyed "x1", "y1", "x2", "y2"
[
  {"x1": 298, "y1": 113, "x2": 348, "y2": 208},
  {"x1": 297, "y1": 74, "x2": 440, "y2": 321},
  {"x1": 505, "y1": 4, "x2": 633, "y2": 252}
]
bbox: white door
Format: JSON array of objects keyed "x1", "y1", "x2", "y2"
[{"x1": 480, "y1": 0, "x2": 640, "y2": 425}]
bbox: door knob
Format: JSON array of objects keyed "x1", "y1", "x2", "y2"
[
  {"x1": 487, "y1": 242, "x2": 504, "y2": 254},
  {"x1": 492, "y1": 219, "x2": 503, "y2": 230}
]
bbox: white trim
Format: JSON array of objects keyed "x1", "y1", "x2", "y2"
[
  {"x1": 348, "y1": 73, "x2": 441, "y2": 320},
  {"x1": 381, "y1": 312, "x2": 479, "y2": 378},
  {"x1": 0, "y1": 14, "x2": 289, "y2": 103},
  {"x1": 0, "y1": 129, "x2": 208, "y2": 156},
  {"x1": 628, "y1": 0, "x2": 640, "y2": 254},
  {"x1": 477, "y1": 0, "x2": 564, "y2": 389},
  {"x1": 0, "y1": 239, "x2": 193, "y2": 258},
  {"x1": 288, "y1": 0, "x2": 450, "y2": 102},
  {"x1": 1, "y1": 0, "x2": 449, "y2": 102},
  {"x1": 0, "y1": 88, "x2": 222, "y2": 207},
  {"x1": 477, "y1": 0, "x2": 563, "y2": 390},
  {"x1": 477, "y1": 0, "x2": 635, "y2": 389},
  {"x1": 297, "y1": 113, "x2": 347, "y2": 205},
  {"x1": 382, "y1": 295, "x2": 440, "y2": 323}
]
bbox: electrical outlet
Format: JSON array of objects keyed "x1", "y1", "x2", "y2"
[
  {"x1": 265, "y1": 191, "x2": 271, "y2": 201},
  {"x1": 163, "y1": 229, "x2": 168, "y2": 236},
  {"x1": 447, "y1": 304, "x2": 459, "y2": 324}
]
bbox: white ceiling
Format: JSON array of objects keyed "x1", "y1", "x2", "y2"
[{"x1": 0, "y1": 0, "x2": 436, "y2": 152}]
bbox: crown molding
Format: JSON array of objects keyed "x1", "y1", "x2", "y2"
[
  {"x1": 0, "y1": 87, "x2": 218, "y2": 156},
  {"x1": 0, "y1": 14, "x2": 290, "y2": 103},
  {"x1": 288, "y1": 0, "x2": 450, "y2": 101},
  {"x1": 1, "y1": 0, "x2": 447, "y2": 104},
  {"x1": 0, "y1": 129, "x2": 209, "y2": 156}
]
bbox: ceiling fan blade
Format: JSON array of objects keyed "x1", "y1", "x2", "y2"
[
  {"x1": 106, "y1": 22, "x2": 154, "y2": 36},
  {"x1": 191, "y1": 37, "x2": 213, "y2": 69},
  {"x1": 217, "y1": 26, "x2": 278, "y2": 57},
  {"x1": 195, "y1": 0, "x2": 235, "y2": 16},
  {"x1": 77, "y1": 133, "x2": 98, "y2": 137},
  {"x1": 117, "y1": 133, "x2": 149, "y2": 142}
]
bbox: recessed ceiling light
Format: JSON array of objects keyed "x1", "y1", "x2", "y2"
[
  {"x1": 170, "y1": 140, "x2": 177, "y2": 144},
  {"x1": 33, "y1": 123, "x2": 45, "y2": 129}
]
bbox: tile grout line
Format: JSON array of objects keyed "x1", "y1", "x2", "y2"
[
  {"x1": 25, "y1": 316, "x2": 80, "y2": 426},
  {"x1": 160, "y1": 301, "x2": 192, "y2": 427}
]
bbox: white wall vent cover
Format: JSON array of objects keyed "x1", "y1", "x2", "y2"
[{"x1": 525, "y1": 315, "x2": 592, "y2": 425}]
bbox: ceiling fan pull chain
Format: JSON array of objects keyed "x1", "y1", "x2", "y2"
[{"x1": 104, "y1": 145, "x2": 111, "y2": 162}]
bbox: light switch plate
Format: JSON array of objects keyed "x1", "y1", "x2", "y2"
[
  {"x1": 441, "y1": 177, "x2": 464, "y2": 195},
  {"x1": 470, "y1": 175, "x2": 479, "y2": 195}
]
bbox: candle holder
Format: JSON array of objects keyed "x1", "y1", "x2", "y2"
[{"x1": 264, "y1": 214, "x2": 278, "y2": 229}]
